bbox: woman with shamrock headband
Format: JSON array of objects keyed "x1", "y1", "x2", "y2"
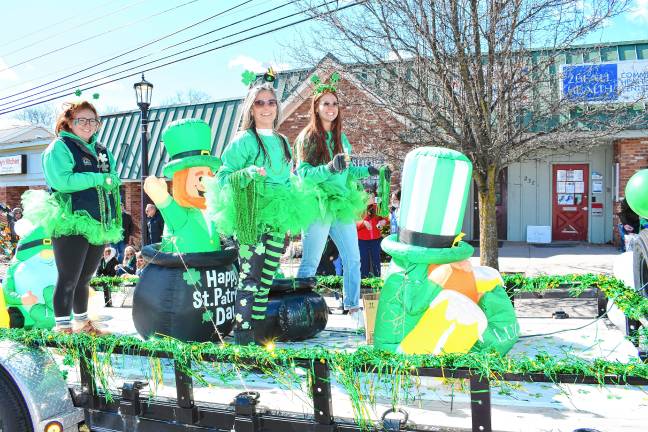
[
  {"x1": 25, "y1": 101, "x2": 121, "y2": 335},
  {"x1": 205, "y1": 81, "x2": 318, "y2": 345},
  {"x1": 295, "y1": 73, "x2": 390, "y2": 325}
]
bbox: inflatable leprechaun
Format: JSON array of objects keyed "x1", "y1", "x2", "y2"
[
  {"x1": 374, "y1": 147, "x2": 519, "y2": 355},
  {"x1": 1, "y1": 220, "x2": 56, "y2": 330},
  {"x1": 133, "y1": 118, "x2": 238, "y2": 342}
]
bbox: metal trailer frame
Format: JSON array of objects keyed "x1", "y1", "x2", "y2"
[{"x1": 5, "y1": 341, "x2": 640, "y2": 432}]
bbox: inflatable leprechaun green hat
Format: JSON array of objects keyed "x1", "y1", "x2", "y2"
[
  {"x1": 14, "y1": 225, "x2": 52, "y2": 262},
  {"x1": 382, "y1": 146, "x2": 474, "y2": 264},
  {"x1": 162, "y1": 118, "x2": 221, "y2": 178}
]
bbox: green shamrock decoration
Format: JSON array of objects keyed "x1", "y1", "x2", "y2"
[
  {"x1": 311, "y1": 72, "x2": 341, "y2": 96},
  {"x1": 254, "y1": 244, "x2": 266, "y2": 255},
  {"x1": 182, "y1": 268, "x2": 202, "y2": 287},
  {"x1": 241, "y1": 70, "x2": 257, "y2": 86},
  {"x1": 239, "y1": 244, "x2": 253, "y2": 260},
  {"x1": 201, "y1": 310, "x2": 214, "y2": 323},
  {"x1": 92, "y1": 93, "x2": 100, "y2": 100},
  {"x1": 74, "y1": 89, "x2": 82, "y2": 96},
  {"x1": 241, "y1": 262, "x2": 251, "y2": 274}
]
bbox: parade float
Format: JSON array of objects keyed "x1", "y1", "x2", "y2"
[{"x1": 0, "y1": 146, "x2": 647, "y2": 432}]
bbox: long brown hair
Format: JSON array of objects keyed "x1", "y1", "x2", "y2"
[
  {"x1": 55, "y1": 101, "x2": 100, "y2": 134},
  {"x1": 297, "y1": 90, "x2": 343, "y2": 165}
]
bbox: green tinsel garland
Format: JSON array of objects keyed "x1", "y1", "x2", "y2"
[
  {"x1": 90, "y1": 276, "x2": 138, "y2": 293},
  {"x1": 376, "y1": 166, "x2": 391, "y2": 217},
  {"x1": 230, "y1": 170, "x2": 260, "y2": 245},
  {"x1": 314, "y1": 273, "x2": 648, "y2": 322},
  {"x1": 1, "y1": 328, "x2": 646, "y2": 387}
]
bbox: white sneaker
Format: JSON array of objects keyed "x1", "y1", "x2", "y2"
[{"x1": 349, "y1": 309, "x2": 365, "y2": 330}]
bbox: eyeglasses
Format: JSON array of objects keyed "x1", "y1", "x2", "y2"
[
  {"x1": 253, "y1": 99, "x2": 277, "y2": 107},
  {"x1": 73, "y1": 118, "x2": 100, "y2": 127}
]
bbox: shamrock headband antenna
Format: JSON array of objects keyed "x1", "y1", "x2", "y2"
[
  {"x1": 310, "y1": 72, "x2": 340, "y2": 96},
  {"x1": 241, "y1": 67, "x2": 277, "y2": 87},
  {"x1": 73, "y1": 89, "x2": 100, "y2": 100}
]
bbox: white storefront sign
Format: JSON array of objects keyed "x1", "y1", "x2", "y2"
[{"x1": 0, "y1": 154, "x2": 27, "y2": 175}]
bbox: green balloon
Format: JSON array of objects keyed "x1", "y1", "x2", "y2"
[{"x1": 625, "y1": 169, "x2": 648, "y2": 218}]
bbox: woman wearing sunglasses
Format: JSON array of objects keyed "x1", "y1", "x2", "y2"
[
  {"x1": 205, "y1": 82, "x2": 317, "y2": 345},
  {"x1": 295, "y1": 80, "x2": 389, "y2": 328},
  {"x1": 30, "y1": 101, "x2": 121, "y2": 335}
]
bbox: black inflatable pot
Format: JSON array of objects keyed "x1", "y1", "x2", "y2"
[
  {"x1": 133, "y1": 244, "x2": 238, "y2": 343},
  {"x1": 255, "y1": 277, "x2": 328, "y2": 343}
]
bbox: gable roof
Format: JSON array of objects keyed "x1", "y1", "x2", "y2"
[
  {"x1": 0, "y1": 122, "x2": 54, "y2": 145},
  {"x1": 98, "y1": 99, "x2": 242, "y2": 179}
]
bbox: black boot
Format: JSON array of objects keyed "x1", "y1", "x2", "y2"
[
  {"x1": 253, "y1": 320, "x2": 270, "y2": 346},
  {"x1": 234, "y1": 329, "x2": 255, "y2": 345}
]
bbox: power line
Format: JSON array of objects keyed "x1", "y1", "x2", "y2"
[
  {"x1": 0, "y1": 0, "x2": 119, "y2": 50},
  {"x1": 0, "y1": 0, "x2": 149, "y2": 57},
  {"x1": 0, "y1": 0, "x2": 202, "y2": 74},
  {"x1": 0, "y1": 0, "x2": 330, "y2": 112},
  {"x1": 0, "y1": 0, "x2": 270, "y2": 95},
  {"x1": 0, "y1": 1, "x2": 363, "y2": 116},
  {"x1": 0, "y1": 0, "x2": 260, "y2": 104}
]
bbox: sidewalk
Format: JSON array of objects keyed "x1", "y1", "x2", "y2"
[{"x1": 279, "y1": 241, "x2": 620, "y2": 277}]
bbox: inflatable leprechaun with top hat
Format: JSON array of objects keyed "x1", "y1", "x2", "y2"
[
  {"x1": 133, "y1": 118, "x2": 238, "y2": 343},
  {"x1": 374, "y1": 147, "x2": 519, "y2": 355},
  {"x1": 1, "y1": 220, "x2": 56, "y2": 330}
]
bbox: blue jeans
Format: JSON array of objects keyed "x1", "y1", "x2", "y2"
[
  {"x1": 618, "y1": 223, "x2": 627, "y2": 252},
  {"x1": 112, "y1": 241, "x2": 126, "y2": 262},
  {"x1": 298, "y1": 220, "x2": 361, "y2": 309},
  {"x1": 359, "y1": 239, "x2": 381, "y2": 278}
]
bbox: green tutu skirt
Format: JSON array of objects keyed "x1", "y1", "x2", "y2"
[
  {"x1": 21, "y1": 189, "x2": 122, "y2": 246},
  {"x1": 204, "y1": 176, "x2": 321, "y2": 243},
  {"x1": 313, "y1": 180, "x2": 369, "y2": 224}
]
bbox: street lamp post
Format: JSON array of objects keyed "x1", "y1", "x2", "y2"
[{"x1": 134, "y1": 73, "x2": 153, "y2": 247}]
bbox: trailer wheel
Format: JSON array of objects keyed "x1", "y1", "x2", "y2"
[
  {"x1": 0, "y1": 366, "x2": 33, "y2": 432},
  {"x1": 632, "y1": 230, "x2": 648, "y2": 299}
]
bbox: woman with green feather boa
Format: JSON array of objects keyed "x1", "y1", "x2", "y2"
[
  {"x1": 25, "y1": 101, "x2": 121, "y2": 335},
  {"x1": 295, "y1": 79, "x2": 390, "y2": 326},
  {"x1": 204, "y1": 82, "x2": 318, "y2": 345}
]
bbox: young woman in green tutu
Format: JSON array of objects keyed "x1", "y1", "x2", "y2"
[
  {"x1": 35, "y1": 101, "x2": 121, "y2": 334},
  {"x1": 205, "y1": 82, "x2": 317, "y2": 345},
  {"x1": 295, "y1": 79, "x2": 389, "y2": 327}
]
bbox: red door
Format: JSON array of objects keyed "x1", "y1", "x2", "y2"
[{"x1": 552, "y1": 164, "x2": 588, "y2": 241}]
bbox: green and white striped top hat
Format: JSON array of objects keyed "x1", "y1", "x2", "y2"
[{"x1": 398, "y1": 147, "x2": 472, "y2": 248}]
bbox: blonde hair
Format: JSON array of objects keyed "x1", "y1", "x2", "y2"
[
  {"x1": 239, "y1": 83, "x2": 283, "y2": 131},
  {"x1": 238, "y1": 82, "x2": 291, "y2": 162}
]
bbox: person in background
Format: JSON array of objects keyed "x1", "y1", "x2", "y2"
[
  {"x1": 115, "y1": 245, "x2": 137, "y2": 276},
  {"x1": 8, "y1": 207, "x2": 22, "y2": 243},
  {"x1": 113, "y1": 207, "x2": 133, "y2": 262},
  {"x1": 618, "y1": 197, "x2": 641, "y2": 252},
  {"x1": 316, "y1": 237, "x2": 340, "y2": 276},
  {"x1": 96, "y1": 246, "x2": 118, "y2": 277},
  {"x1": 389, "y1": 189, "x2": 401, "y2": 235},
  {"x1": 134, "y1": 252, "x2": 145, "y2": 276},
  {"x1": 357, "y1": 203, "x2": 387, "y2": 278},
  {"x1": 145, "y1": 203, "x2": 164, "y2": 245}
]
